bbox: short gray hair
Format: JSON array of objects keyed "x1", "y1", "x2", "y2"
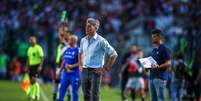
[{"x1": 86, "y1": 18, "x2": 100, "y2": 30}]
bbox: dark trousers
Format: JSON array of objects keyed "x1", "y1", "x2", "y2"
[
  {"x1": 81, "y1": 68, "x2": 101, "y2": 101},
  {"x1": 121, "y1": 75, "x2": 128, "y2": 100}
]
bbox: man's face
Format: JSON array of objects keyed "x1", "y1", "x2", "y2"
[
  {"x1": 131, "y1": 46, "x2": 138, "y2": 54},
  {"x1": 29, "y1": 36, "x2": 36, "y2": 45},
  {"x1": 59, "y1": 26, "x2": 69, "y2": 42},
  {"x1": 59, "y1": 33, "x2": 65, "y2": 42},
  {"x1": 69, "y1": 35, "x2": 77, "y2": 46},
  {"x1": 152, "y1": 34, "x2": 160, "y2": 44},
  {"x1": 86, "y1": 23, "x2": 96, "y2": 36}
]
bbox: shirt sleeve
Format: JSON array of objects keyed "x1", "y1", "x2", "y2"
[
  {"x1": 79, "y1": 38, "x2": 84, "y2": 54},
  {"x1": 56, "y1": 45, "x2": 62, "y2": 64},
  {"x1": 102, "y1": 39, "x2": 118, "y2": 57},
  {"x1": 27, "y1": 48, "x2": 30, "y2": 57},
  {"x1": 162, "y1": 47, "x2": 171, "y2": 61},
  {"x1": 61, "y1": 46, "x2": 67, "y2": 56},
  {"x1": 38, "y1": 45, "x2": 44, "y2": 57}
]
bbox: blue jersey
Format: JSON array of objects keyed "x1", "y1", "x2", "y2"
[
  {"x1": 60, "y1": 46, "x2": 81, "y2": 101},
  {"x1": 63, "y1": 46, "x2": 80, "y2": 75},
  {"x1": 150, "y1": 44, "x2": 171, "y2": 80}
]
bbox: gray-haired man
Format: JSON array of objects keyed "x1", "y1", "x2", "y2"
[{"x1": 79, "y1": 18, "x2": 118, "y2": 101}]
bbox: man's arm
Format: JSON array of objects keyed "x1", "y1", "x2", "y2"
[
  {"x1": 78, "y1": 38, "x2": 84, "y2": 71},
  {"x1": 158, "y1": 47, "x2": 171, "y2": 69},
  {"x1": 67, "y1": 63, "x2": 79, "y2": 69},
  {"x1": 38, "y1": 57, "x2": 44, "y2": 72},
  {"x1": 78, "y1": 53, "x2": 84, "y2": 71},
  {"x1": 104, "y1": 55, "x2": 118, "y2": 71},
  {"x1": 152, "y1": 60, "x2": 171, "y2": 69},
  {"x1": 101, "y1": 39, "x2": 118, "y2": 71},
  {"x1": 25, "y1": 57, "x2": 29, "y2": 72},
  {"x1": 154, "y1": 47, "x2": 171, "y2": 69},
  {"x1": 158, "y1": 60, "x2": 171, "y2": 69},
  {"x1": 95, "y1": 54, "x2": 117, "y2": 75},
  {"x1": 38, "y1": 46, "x2": 44, "y2": 72},
  {"x1": 57, "y1": 60, "x2": 64, "y2": 78}
]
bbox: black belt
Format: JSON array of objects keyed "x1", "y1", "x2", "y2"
[{"x1": 83, "y1": 67, "x2": 100, "y2": 71}]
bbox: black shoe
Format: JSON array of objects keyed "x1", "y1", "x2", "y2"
[
  {"x1": 67, "y1": 94, "x2": 71, "y2": 101},
  {"x1": 35, "y1": 96, "x2": 39, "y2": 101},
  {"x1": 53, "y1": 93, "x2": 57, "y2": 101}
]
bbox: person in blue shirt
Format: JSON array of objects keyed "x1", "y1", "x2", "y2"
[
  {"x1": 59, "y1": 35, "x2": 80, "y2": 101},
  {"x1": 53, "y1": 19, "x2": 71, "y2": 101},
  {"x1": 149, "y1": 29, "x2": 171, "y2": 101}
]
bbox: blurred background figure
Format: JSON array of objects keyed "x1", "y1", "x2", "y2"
[
  {"x1": 102, "y1": 72, "x2": 112, "y2": 90},
  {"x1": 119, "y1": 51, "x2": 130, "y2": 101},
  {"x1": 53, "y1": 19, "x2": 71, "y2": 101},
  {"x1": 10, "y1": 56, "x2": 22, "y2": 82},
  {"x1": 123, "y1": 45, "x2": 146, "y2": 101},
  {"x1": 0, "y1": 49, "x2": 8, "y2": 78},
  {"x1": 184, "y1": 50, "x2": 201, "y2": 101},
  {"x1": 171, "y1": 52, "x2": 186, "y2": 101}
]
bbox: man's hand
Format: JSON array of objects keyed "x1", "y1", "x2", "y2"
[
  {"x1": 103, "y1": 65, "x2": 110, "y2": 71},
  {"x1": 63, "y1": 19, "x2": 68, "y2": 26},
  {"x1": 25, "y1": 66, "x2": 29, "y2": 73},
  {"x1": 37, "y1": 65, "x2": 42, "y2": 72},
  {"x1": 56, "y1": 68, "x2": 61, "y2": 79},
  {"x1": 95, "y1": 68, "x2": 107, "y2": 75},
  {"x1": 79, "y1": 66, "x2": 84, "y2": 72},
  {"x1": 66, "y1": 64, "x2": 73, "y2": 73},
  {"x1": 151, "y1": 64, "x2": 159, "y2": 68}
]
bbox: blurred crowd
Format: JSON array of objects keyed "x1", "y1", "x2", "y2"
[{"x1": 0, "y1": 0, "x2": 201, "y2": 100}]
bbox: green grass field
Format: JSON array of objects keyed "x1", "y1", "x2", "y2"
[
  {"x1": 0, "y1": 80, "x2": 123, "y2": 101},
  {"x1": 0, "y1": 80, "x2": 172, "y2": 101}
]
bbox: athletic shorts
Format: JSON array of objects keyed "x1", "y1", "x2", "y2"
[
  {"x1": 29, "y1": 64, "x2": 39, "y2": 77},
  {"x1": 126, "y1": 77, "x2": 144, "y2": 90}
]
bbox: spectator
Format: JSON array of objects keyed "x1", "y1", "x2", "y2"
[
  {"x1": 171, "y1": 53, "x2": 186, "y2": 101},
  {"x1": 0, "y1": 49, "x2": 8, "y2": 78},
  {"x1": 10, "y1": 57, "x2": 22, "y2": 82},
  {"x1": 123, "y1": 45, "x2": 146, "y2": 101}
]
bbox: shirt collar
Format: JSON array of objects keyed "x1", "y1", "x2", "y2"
[{"x1": 88, "y1": 33, "x2": 98, "y2": 40}]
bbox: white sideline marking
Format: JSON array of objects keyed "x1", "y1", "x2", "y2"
[
  {"x1": 37, "y1": 78, "x2": 49, "y2": 101},
  {"x1": 40, "y1": 85, "x2": 49, "y2": 101}
]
